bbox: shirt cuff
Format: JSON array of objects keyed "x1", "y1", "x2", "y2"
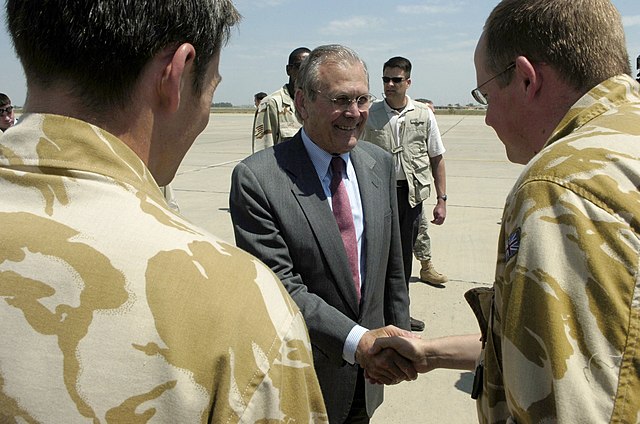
[{"x1": 343, "y1": 325, "x2": 369, "y2": 364}]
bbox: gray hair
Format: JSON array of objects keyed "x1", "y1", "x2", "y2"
[{"x1": 296, "y1": 44, "x2": 369, "y2": 102}]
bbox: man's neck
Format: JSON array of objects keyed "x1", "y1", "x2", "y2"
[
  {"x1": 385, "y1": 95, "x2": 407, "y2": 111},
  {"x1": 286, "y1": 82, "x2": 295, "y2": 98},
  {"x1": 24, "y1": 84, "x2": 153, "y2": 170}
]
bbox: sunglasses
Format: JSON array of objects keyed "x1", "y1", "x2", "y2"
[
  {"x1": 382, "y1": 76, "x2": 406, "y2": 84},
  {"x1": 0, "y1": 106, "x2": 14, "y2": 115}
]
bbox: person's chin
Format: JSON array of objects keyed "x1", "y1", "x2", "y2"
[
  {"x1": 333, "y1": 135, "x2": 359, "y2": 153},
  {"x1": 345, "y1": 135, "x2": 360, "y2": 151}
]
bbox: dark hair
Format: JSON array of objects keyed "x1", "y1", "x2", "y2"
[
  {"x1": 288, "y1": 47, "x2": 311, "y2": 65},
  {"x1": 7, "y1": 0, "x2": 240, "y2": 112},
  {"x1": 0, "y1": 93, "x2": 10, "y2": 106},
  {"x1": 383, "y1": 57, "x2": 412, "y2": 77},
  {"x1": 254, "y1": 92, "x2": 268, "y2": 101},
  {"x1": 484, "y1": 0, "x2": 630, "y2": 92}
]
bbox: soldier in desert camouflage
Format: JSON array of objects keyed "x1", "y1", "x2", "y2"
[
  {"x1": 251, "y1": 47, "x2": 310, "y2": 153},
  {"x1": 370, "y1": 0, "x2": 640, "y2": 422},
  {"x1": 0, "y1": 0, "x2": 327, "y2": 422}
]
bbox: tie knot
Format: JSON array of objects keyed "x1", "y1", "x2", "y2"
[
  {"x1": 331, "y1": 156, "x2": 345, "y2": 175},
  {"x1": 330, "y1": 156, "x2": 345, "y2": 195}
]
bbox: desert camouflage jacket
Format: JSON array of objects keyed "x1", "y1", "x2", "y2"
[
  {"x1": 0, "y1": 114, "x2": 327, "y2": 423},
  {"x1": 252, "y1": 84, "x2": 302, "y2": 153},
  {"x1": 467, "y1": 74, "x2": 640, "y2": 423}
]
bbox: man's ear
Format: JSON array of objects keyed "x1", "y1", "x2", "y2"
[
  {"x1": 294, "y1": 88, "x2": 308, "y2": 120},
  {"x1": 514, "y1": 56, "x2": 540, "y2": 102},
  {"x1": 158, "y1": 43, "x2": 196, "y2": 113}
]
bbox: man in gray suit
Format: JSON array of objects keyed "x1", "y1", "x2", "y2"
[{"x1": 230, "y1": 44, "x2": 415, "y2": 423}]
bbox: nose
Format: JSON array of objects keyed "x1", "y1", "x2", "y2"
[{"x1": 344, "y1": 101, "x2": 362, "y2": 116}]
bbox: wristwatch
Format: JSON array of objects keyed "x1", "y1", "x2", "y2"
[{"x1": 437, "y1": 194, "x2": 448, "y2": 201}]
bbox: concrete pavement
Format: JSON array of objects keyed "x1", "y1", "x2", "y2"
[{"x1": 172, "y1": 112, "x2": 523, "y2": 423}]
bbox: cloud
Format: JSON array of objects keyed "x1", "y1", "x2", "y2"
[
  {"x1": 622, "y1": 15, "x2": 640, "y2": 27},
  {"x1": 396, "y1": 2, "x2": 462, "y2": 14},
  {"x1": 320, "y1": 16, "x2": 386, "y2": 35}
]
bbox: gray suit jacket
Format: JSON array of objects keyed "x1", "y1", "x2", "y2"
[{"x1": 229, "y1": 133, "x2": 410, "y2": 422}]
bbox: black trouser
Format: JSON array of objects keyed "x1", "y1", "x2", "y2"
[
  {"x1": 396, "y1": 181, "x2": 422, "y2": 289},
  {"x1": 343, "y1": 368, "x2": 369, "y2": 424}
]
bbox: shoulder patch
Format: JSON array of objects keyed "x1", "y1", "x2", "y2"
[{"x1": 505, "y1": 227, "x2": 521, "y2": 262}]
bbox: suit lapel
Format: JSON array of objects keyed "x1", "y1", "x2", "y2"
[
  {"x1": 282, "y1": 136, "x2": 360, "y2": 315},
  {"x1": 350, "y1": 145, "x2": 383, "y2": 312}
]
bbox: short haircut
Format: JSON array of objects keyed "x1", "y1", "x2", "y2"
[
  {"x1": 383, "y1": 57, "x2": 412, "y2": 77},
  {"x1": 0, "y1": 93, "x2": 10, "y2": 106},
  {"x1": 296, "y1": 44, "x2": 369, "y2": 102},
  {"x1": 288, "y1": 47, "x2": 311, "y2": 65},
  {"x1": 484, "y1": 0, "x2": 630, "y2": 92},
  {"x1": 6, "y1": 0, "x2": 240, "y2": 112},
  {"x1": 254, "y1": 92, "x2": 268, "y2": 101}
]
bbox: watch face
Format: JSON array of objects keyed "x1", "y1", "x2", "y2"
[{"x1": 439, "y1": 195, "x2": 447, "y2": 201}]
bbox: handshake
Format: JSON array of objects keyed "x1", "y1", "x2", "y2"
[{"x1": 356, "y1": 326, "x2": 481, "y2": 385}]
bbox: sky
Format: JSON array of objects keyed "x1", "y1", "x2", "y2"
[{"x1": 1, "y1": 0, "x2": 639, "y2": 107}]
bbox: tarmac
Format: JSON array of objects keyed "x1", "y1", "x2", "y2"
[{"x1": 172, "y1": 112, "x2": 524, "y2": 424}]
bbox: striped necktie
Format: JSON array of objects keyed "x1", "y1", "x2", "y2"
[{"x1": 330, "y1": 156, "x2": 361, "y2": 301}]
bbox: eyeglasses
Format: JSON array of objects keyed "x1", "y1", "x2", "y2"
[
  {"x1": 315, "y1": 91, "x2": 376, "y2": 111},
  {"x1": 382, "y1": 76, "x2": 406, "y2": 84},
  {"x1": 471, "y1": 63, "x2": 515, "y2": 105},
  {"x1": 0, "y1": 106, "x2": 14, "y2": 116}
]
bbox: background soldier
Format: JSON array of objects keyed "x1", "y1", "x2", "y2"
[{"x1": 252, "y1": 47, "x2": 310, "y2": 153}]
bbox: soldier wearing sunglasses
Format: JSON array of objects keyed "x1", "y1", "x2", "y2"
[
  {"x1": 363, "y1": 56, "x2": 448, "y2": 332},
  {"x1": 0, "y1": 93, "x2": 16, "y2": 132}
]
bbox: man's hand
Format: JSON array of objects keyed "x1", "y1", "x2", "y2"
[
  {"x1": 355, "y1": 325, "x2": 419, "y2": 385},
  {"x1": 431, "y1": 202, "x2": 446, "y2": 225},
  {"x1": 369, "y1": 333, "x2": 482, "y2": 378},
  {"x1": 369, "y1": 336, "x2": 434, "y2": 373}
]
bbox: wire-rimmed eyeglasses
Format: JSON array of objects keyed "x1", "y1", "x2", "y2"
[
  {"x1": 314, "y1": 91, "x2": 376, "y2": 111},
  {"x1": 471, "y1": 63, "x2": 515, "y2": 106},
  {"x1": 0, "y1": 105, "x2": 14, "y2": 116}
]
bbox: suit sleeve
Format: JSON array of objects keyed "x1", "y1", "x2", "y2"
[{"x1": 229, "y1": 161, "x2": 359, "y2": 365}]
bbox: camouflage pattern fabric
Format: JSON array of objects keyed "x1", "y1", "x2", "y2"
[
  {"x1": 413, "y1": 210, "x2": 432, "y2": 261},
  {"x1": 467, "y1": 74, "x2": 640, "y2": 423},
  {"x1": 0, "y1": 114, "x2": 328, "y2": 423},
  {"x1": 252, "y1": 85, "x2": 302, "y2": 153}
]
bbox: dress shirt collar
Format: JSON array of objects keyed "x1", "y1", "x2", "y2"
[
  {"x1": 301, "y1": 128, "x2": 352, "y2": 181},
  {"x1": 383, "y1": 95, "x2": 415, "y2": 117}
]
